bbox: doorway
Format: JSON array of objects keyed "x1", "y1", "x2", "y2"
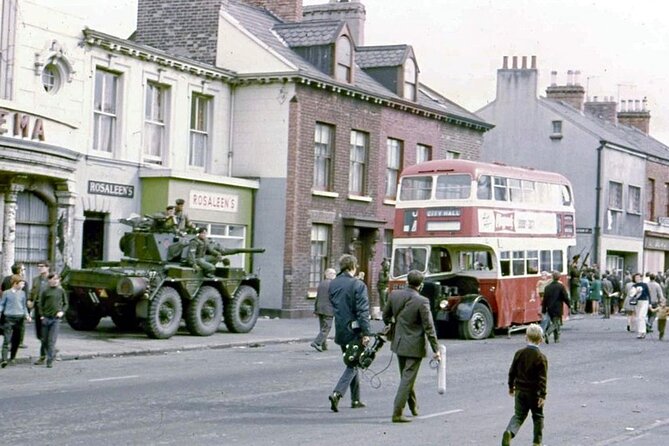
[{"x1": 82, "y1": 212, "x2": 106, "y2": 267}]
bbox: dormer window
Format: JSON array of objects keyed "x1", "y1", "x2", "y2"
[
  {"x1": 403, "y1": 58, "x2": 417, "y2": 101},
  {"x1": 335, "y1": 35, "x2": 352, "y2": 83}
]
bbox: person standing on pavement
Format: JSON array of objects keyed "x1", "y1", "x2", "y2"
[
  {"x1": 647, "y1": 273, "x2": 664, "y2": 333},
  {"x1": 28, "y1": 261, "x2": 50, "y2": 363},
  {"x1": 0, "y1": 275, "x2": 31, "y2": 367},
  {"x1": 501, "y1": 323, "x2": 548, "y2": 446},
  {"x1": 541, "y1": 271, "x2": 571, "y2": 343},
  {"x1": 568, "y1": 255, "x2": 581, "y2": 313},
  {"x1": 383, "y1": 270, "x2": 440, "y2": 423},
  {"x1": 1, "y1": 262, "x2": 28, "y2": 348},
  {"x1": 630, "y1": 273, "x2": 651, "y2": 339},
  {"x1": 601, "y1": 273, "x2": 614, "y2": 319},
  {"x1": 311, "y1": 268, "x2": 336, "y2": 352},
  {"x1": 327, "y1": 254, "x2": 372, "y2": 413},
  {"x1": 588, "y1": 273, "x2": 602, "y2": 315},
  {"x1": 37, "y1": 273, "x2": 68, "y2": 368}
]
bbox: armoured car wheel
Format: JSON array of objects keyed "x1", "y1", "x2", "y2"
[
  {"x1": 458, "y1": 302, "x2": 493, "y2": 340},
  {"x1": 145, "y1": 287, "x2": 183, "y2": 339},
  {"x1": 111, "y1": 305, "x2": 140, "y2": 331},
  {"x1": 66, "y1": 296, "x2": 102, "y2": 331},
  {"x1": 185, "y1": 286, "x2": 223, "y2": 336},
  {"x1": 224, "y1": 285, "x2": 259, "y2": 333}
]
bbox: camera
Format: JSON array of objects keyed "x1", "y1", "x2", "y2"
[{"x1": 343, "y1": 334, "x2": 386, "y2": 369}]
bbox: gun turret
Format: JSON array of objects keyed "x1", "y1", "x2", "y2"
[{"x1": 218, "y1": 247, "x2": 266, "y2": 256}]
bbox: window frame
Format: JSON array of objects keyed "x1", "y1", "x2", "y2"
[
  {"x1": 349, "y1": 130, "x2": 369, "y2": 196},
  {"x1": 627, "y1": 184, "x2": 641, "y2": 215},
  {"x1": 189, "y1": 93, "x2": 211, "y2": 168},
  {"x1": 309, "y1": 224, "x2": 331, "y2": 289},
  {"x1": 402, "y1": 58, "x2": 417, "y2": 101},
  {"x1": 143, "y1": 81, "x2": 169, "y2": 164},
  {"x1": 608, "y1": 181, "x2": 623, "y2": 211},
  {"x1": 334, "y1": 35, "x2": 353, "y2": 83},
  {"x1": 416, "y1": 143, "x2": 431, "y2": 164},
  {"x1": 313, "y1": 122, "x2": 335, "y2": 191},
  {"x1": 385, "y1": 138, "x2": 403, "y2": 199},
  {"x1": 93, "y1": 68, "x2": 119, "y2": 154}
]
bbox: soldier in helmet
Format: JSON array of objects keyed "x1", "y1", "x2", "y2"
[
  {"x1": 188, "y1": 228, "x2": 222, "y2": 277},
  {"x1": 174, "y1": 198, "x2": 194, "y2": 232}
]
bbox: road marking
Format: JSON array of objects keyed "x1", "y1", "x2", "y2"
[
  {"x1": 88, "y1": 375, "x2": 139, "y2": 382},
  {"x1": 416, "y1": 409, "x2": 464, "y2": 420},
  {"x1": 591, "y1": 377, "x2": 622, "y2": 384},
  {"x1": 596, "y1": 417, "x2": 669, "y2": 445}
]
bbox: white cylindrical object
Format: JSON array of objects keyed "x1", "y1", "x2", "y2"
[{"x1": 437, "y1": 344, "x2": 447, "y2": 395}]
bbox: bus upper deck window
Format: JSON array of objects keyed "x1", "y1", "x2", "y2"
[
  {"x1": 477, "y1": 175, "x2": 491, "y2": 199},
  {"x1": 436, "y1": 174, "x2": 471, "y2": 199},
  {"x1": 400, "y1": 176, "x2": 432, "y2": 201},
  {"x1": 561, "y1": 185, "x2": 572, "y2": 206}
]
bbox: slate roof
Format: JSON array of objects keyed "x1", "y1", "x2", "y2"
[
  {"x1": 540, "y1": 98, "x2": 669, "y2": 161},
  {"x1": 356, "y1": 45, "x2": 410, "y2": 68},
  {"x1": 273, "y1": 20, "x2": 345, "y2": 47},
  {"x1": 225, "y1": 0, "x2": 491, "y2": 129}
]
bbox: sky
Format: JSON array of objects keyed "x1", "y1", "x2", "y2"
[{"x1": 43, "y1": 0, "x2": 669, "y2": 145}]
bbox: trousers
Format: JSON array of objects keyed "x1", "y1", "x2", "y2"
[
  {"x1": 393, "y1": 356, "x2": 421, "y2": 416},
  {"x1": 333, "y1": 345, "x2": 360, "y2": 401},
  {"x1": 41, "y1": 317, "x2": 61, "y2": 364},
  {"x1": 505, "y1": 390, "x2": 544, "y2": 444},
  {"x1": 313, "y1": 315, "x2": 333, "y2": 348}
]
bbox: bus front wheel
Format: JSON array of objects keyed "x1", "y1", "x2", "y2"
[{"x1": 459, "y1": 303, "x2": 493, "y2": 340}]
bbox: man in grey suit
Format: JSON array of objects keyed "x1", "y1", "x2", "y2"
[
  {"x1": 383, "y1": 270, "x2": 440, "y2": 423},
  {"x1": 311, "y1": 268, "x2": 336, "y2": 352}
]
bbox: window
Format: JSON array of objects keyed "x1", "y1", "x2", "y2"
[
  {"x1": 512, "y1": 251, "x2": 525, "y2": 275},
  {"x1": 310, "y1": 225, "x2": 330, "y2": 288},
  {"x1": 526, "y1": 250, "x2": 539, "y2": 274},
  {"x1": 477, "y1": 175, "x2": 492, "y2": 200},
  {"x1": 386, "y1": 138, "x2": 403, "y2": 199},
  {"x1": 383, "y1": 230, "x2": 393, "y2": 260},
  {"x1": 349, "y1": 130, "x2": 368, "y2": 195},
  {"x1": 539, "y1": 250, "x2": 552, "y2": 273},
  {"x1": 445, "y1": 150, "x2": 460, "y2": 159},
  {"x1": 436, "y1": 174, "x2": 471, "y2": 199},
  {"x1": 608, "y1": 181, "x2": 623, "y2": 210},
  {"x1": 493, "y1": 177, "x2": 508, "y2": 201},
  {"x1": 314, "y1": 123, "x2": 334, "y2": 190},
  {"x1": 93, "y1": 69, "x2": 118, "y2": 153},
  {"x1": 392, "y1": 247, "x2": 427, "y2": 277},
  {"x1": 144, "y1": 82, "x2": 168, "y2": 164},
  {"x1": 646, "y1": 178, "x2": 655, "y2": 220},
  {"x1": 416, "y1": 144, "x2": 431, "y2": 164},
  {"x1": 666, "y1": 183, "x2": 669, "y2": 217},
  {"x1": 335, "y1": 35, "x2": 352, "y2": 83},
  {"x1": 400, "y1": 176, "x2": 432, "y2": 201},
  {"x1": 190, "y1": 94, "x2": 210, "y2": 167},
  {"x1": 42, "y1": 63, "x2": 61, "y2": 93},
  {"x1": 403, "y1": 58, "x2": 417, "y2": 101},
  {"x1": 550, "y1": 120, "x2": 563, "y2": 139},
  {"x1": 628, "y1": 185, "x2": 641, "y2": 214}
]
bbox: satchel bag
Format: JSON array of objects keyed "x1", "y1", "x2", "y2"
[{"x1": 382, "y1": 298, "x2": 409, "y2": 342}]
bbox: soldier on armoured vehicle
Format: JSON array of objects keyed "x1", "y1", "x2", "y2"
[{"x1": 188, "y1": 227, "x2": 223, "y2": 277}]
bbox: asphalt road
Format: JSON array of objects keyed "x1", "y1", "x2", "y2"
[{"x1": 1, "y1": 314, "x2": 667, "y2": 446}]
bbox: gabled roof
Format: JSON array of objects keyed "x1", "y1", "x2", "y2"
[
  {"x1": 539, "y1": 98, "x2": 669, "y2": 161},
  {"x1": 273, "y1": 20, "x2": 346, "y2": 47},
  {"x1": 356, "y1": 45, "x2": 412, "y2": 69}
]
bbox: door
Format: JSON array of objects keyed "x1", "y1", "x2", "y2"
[
  {"x1": 15, "y1": 192, "x2": 50, "y2": 284},
  {"x1": 82, "y1": 212, "x2": 106, "y2": 267}
]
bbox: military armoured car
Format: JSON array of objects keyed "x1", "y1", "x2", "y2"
[{"x1": 63, "y1": 215, "x2": 265, "y2": 339}]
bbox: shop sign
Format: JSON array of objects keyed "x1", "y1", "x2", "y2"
[
  {"x1": 0, "y1": 109, "x2": 46, "y2": 141},
  {"x1": 189, "y1": 190, "x2": 238, "y2": 213},
  {"x1": 88, "y1": 180, "x2": 135, "y2": 198},
  {"x1": 576, "y1": 227, "x2": 593, "y2": 234}
]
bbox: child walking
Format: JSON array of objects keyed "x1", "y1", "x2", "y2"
[
  {"x1": 650, "y1": 299, "x2": 668, "y2": 340},
  {"x1": 501, "y1": 323, "x2": 548, "y2": 446}
]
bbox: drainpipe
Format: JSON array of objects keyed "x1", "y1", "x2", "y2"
[
  {"x1": 227, "y1": 84, "x2": 236, "y2": 177},
  {"x1": 594, "y1": 140, "x2": 605, "y2": 266}
]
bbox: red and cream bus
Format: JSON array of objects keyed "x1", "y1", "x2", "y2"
[{"x1": 389, "y1": 159, "x2": 575, "y2": 339}]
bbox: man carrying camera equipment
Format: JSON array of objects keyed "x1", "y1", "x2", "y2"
[
  {"x1": 383, "y1": 270, "x2": 440, "y2": 423},
  {"x1": 328, "y1": 254, "x2": 372, "y2": 412}
]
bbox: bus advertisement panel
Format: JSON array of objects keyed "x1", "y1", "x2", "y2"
[{"x1": 389, "y1": 159, "x2": 575, "y2": 339}]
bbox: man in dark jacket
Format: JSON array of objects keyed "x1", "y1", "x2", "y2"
[
  {"x1": 311, "y1": 268, "x2": 336, "y2": 352},
  {"x1": 328, "y1": 254, "x2": 372, "y2": 412},
  {"x1": 541, "y1": 271, "x2": 571, "y2": 343},
  {"x1": 383, "y1": 270, "x2": 440, "y2": 423},
  {"x1": 37, "y1": 273, "x2": 68, "y2": 368},
  {"x1": 501, "y1": 323, "x2": 548, "y2": 446}
]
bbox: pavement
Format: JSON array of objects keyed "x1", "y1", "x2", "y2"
[{"x1": 10, "y1": 315, "x2": 330, "y2": 365}]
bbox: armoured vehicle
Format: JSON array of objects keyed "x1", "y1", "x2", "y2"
[{"x1": 63, "y1": 215, "x2": 265, "y2": 339}]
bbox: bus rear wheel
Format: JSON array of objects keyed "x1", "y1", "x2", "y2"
[{"x1": 459, "y1": 303, "x2": 493, "y2": 340}]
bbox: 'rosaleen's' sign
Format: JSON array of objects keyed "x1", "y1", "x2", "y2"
[{"x1": 88, "y1": 180, "x2": 134, "y2": 198}]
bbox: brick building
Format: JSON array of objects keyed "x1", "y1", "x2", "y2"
[{"x1": 133, "y1": 0, "x2": 491, "y2": 316}]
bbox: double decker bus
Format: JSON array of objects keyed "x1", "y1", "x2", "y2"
[{"x1": 389, "y1": 159, "x2": 575, "y2": 339}]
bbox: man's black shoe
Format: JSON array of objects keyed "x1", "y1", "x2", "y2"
[
  {"x1": 329, "y1": 392, "x2": 341, "y2": 412},
  {"x1": 351, "y1": 400, "x2": 366, "y2": 409},
  {"x1": 392, "y1": 415, "x2": 412, "y2": 423},
  {"x1": 310, "y1": 342, "x2": 322, "y2": 352}
]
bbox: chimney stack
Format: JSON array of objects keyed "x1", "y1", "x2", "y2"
[
  {"x1": 584, "y1": 96, "x2": 618, "y2": 124},
  {"x1": 618, "y1": 96, "x2": 651, "y2": 134},
  {"x1": 545, "y1": 69, "x2": 585, "y2": 111},
  {"x1": 243, "y1": 0, "x2": 303, "y2": 22},
  {"x1": 495, "y1": 55, "x2": 538, "y2": 103},
  {"x1": 303, "y1": 0, "x2": 366, "y2": 45}
]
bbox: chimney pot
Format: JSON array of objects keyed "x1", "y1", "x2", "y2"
[
  {"x1": 575, "y1": 70, "x2": 582, "y2": 86},
  {"x1": 550, "y1": 70, "x2": 557, "y2": 86},
  {"x1": 512, "y1": 56, "x2": 518, "y2": 69},
  {"x1": 642, "y1": 97, "x2": 648, "y2": 111},
  {"x1": 522, "y1": 56, "x2": 527, "y2": 69},
  {"x1": 567, "y1": 70, "x2": 574, "y2": 86},
  {"x1": 503, "y1": 56, "x2": 508, "y2": 69},
  {"x1": 531, "y1": 55, "x2": 537, "y2": 69},
  {"x1": 635, "y1": 99, "x2": 641, "y2": 111}
]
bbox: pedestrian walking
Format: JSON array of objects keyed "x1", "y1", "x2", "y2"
[
  {"x1": 37, "y1": 273, "x2": 68, "y2": 368},
  {"x1": 588, "y1": 273, "x2": 602, "y2": 315},
  {"x1": 383, "y1": 270, "x2": 440, "y2": 423},
  {"x1": 649, "y1": 298, "x2": 668, "y2": 340},
  {"x1": 541, "y1": 271, "x2": 570, "y2": 343},
  {"x1": 501, "y1": 323, "x2": 547, "y2": 446},
  {"x1": 647, "y1": 273, "x2": 664, "y2": 333},
  {"x1": 327, "y1": 254, "x2": 372, "y2": 412},
  {"x1": 630, "y1": 273, "x2": 650, "y2": 339},
  {"x1": 0, "y1": 275, "x2": 31, "y2": 367},
  {"x1": 28, "y1": 261, "x2": 50, "y2": 363},
  {"x1": 311, "y1": 268, "x2": 336, "y2": 352}
]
